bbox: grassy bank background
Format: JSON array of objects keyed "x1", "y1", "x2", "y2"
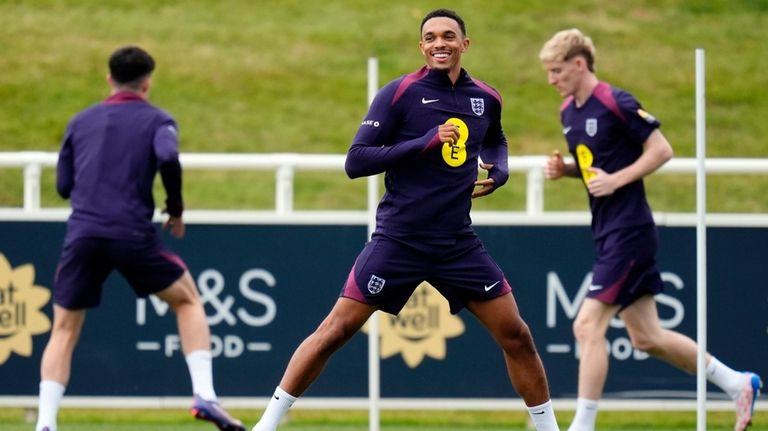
[{"x1": 1, "y1": 0, "x2": 766, "y2": 212}]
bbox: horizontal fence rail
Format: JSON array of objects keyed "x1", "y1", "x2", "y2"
[
  {"x1": 1, "y1": 151, "x2": 768, "y2": 225},
  {"x1": 2, "y1": 153, "x2": 768, "y2": 414}
]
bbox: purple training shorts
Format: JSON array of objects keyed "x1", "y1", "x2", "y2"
[
  {"x1": 54, "y1": 236, "x2": 187, "y2": 309},
  {"x1": 589, "y1": 225, "x2": 664, "y2": 311},
  {"x1": 341, "y1": 232, "x2": 512, "y2": 315}
]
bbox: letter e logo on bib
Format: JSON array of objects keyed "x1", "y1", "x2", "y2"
[{"x1": 441, "y1": 117, "x2": 468, "y2": 167}]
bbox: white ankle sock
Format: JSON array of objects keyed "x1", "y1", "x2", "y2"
[
  {"x1": 706, "y1": 356, "x2": 745, "y2": 399},
  {"x1": 568, "y1": 397, "x2": 598, "y2": 431},
  {"x1": 36, "y1": 380, "x2": 65, "y2": 431},
  {"x1": 527, "y1": 399, "x2": 560, "y2": 431},
  {"x1": 252, "y1": 386, "x2": 297, "y2": 431},
  {"x1": 185, "y1": 350, "x2": 217, "y2": 401}
]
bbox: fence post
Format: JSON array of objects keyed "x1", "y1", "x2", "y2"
[
  {"x1": 23, "y1": 163, "x2": 42, "y2": 211},
  {"x1": 526, "y1": 165, "x2": 544, "y2": 215},
  {"x1": 275, "y1": 165, "x2": 294, "y2": 215}
]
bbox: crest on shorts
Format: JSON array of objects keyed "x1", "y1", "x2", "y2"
[
  {"x1": 585, "y1": 118, "x2": 598, "y2": 137},
  {"x1": 367, "y1": 274, "x2": 386, "y2": 294},
  {"x1": 470, "y1": 98, "x2": 485, "y2": 116}
]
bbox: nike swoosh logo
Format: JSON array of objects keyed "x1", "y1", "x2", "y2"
[
  {"x1": 532, "y1": 410, "x2": 545, "y2": 415},
  {"x1": 588, "y1": 285, "x2": 603, "y2": 291},
  {"x1": 563, "y1": 126, "x2": 572, "y2": 134},
  {"x1": 484, "y1": 281, "x2": 501, "y2": 292},
  {"x1": 422, "y1": 97, "x2": 439, "y2": 104},
  {"x1": 274, "y1": 395, "x2": 280, "y2": 400}
]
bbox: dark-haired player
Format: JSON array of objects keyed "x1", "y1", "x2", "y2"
[
  {"x1": 251, "y1": 9, "x2": 559, "y2": 431},
  {"x1": 540, "y1": 28, "x2": 762, "y2": 431},
  {"x1": 36, "y1": 46, "x2": 244, "y2": 431}
]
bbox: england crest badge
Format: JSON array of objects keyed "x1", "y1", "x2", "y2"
[
  {"x1": 470, "y1": 98, "x2": 485, "y2": 116},
  {"x1": 368, "y1": 274, "x2": 386, "y2": 294},
  {"x1": 586, "y1": 118, "x2": 598, "y2": 137}
]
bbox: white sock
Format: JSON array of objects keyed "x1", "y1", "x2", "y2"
[
  {"x1": 252, "y1": 386, "x2": 297, "y2": 431},
  {"x1": 706, "y1": 356, "x2": 745, "y2": 399},
  {"x1": 567, "y1": 397, "x2": 598, "y2": 431},
  {"x1": 185, "y1": 350, "x2": 217, "y2": 401},
  {"x1": 528, "y1": 399, "x2": 560, "y2": 431},
  {"x1": 36, "y1": 380, "x2": 65, "y2": 431}
]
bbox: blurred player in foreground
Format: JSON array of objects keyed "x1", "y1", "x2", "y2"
[
  {"x1": 35, "y1": 46, "x2": 244, "y2": 431},
  {"x1": 252, "y1": 8, "x2": 560, "y2": 431},
  {"x1": 539, "y1": 28, "x2": 762, "y2": 431}
]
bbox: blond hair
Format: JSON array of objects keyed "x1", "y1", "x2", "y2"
[{"x1": 539, "y1": 28, "x2": 596, "y2": 72}]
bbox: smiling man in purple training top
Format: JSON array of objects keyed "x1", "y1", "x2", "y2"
[
  {"x1": 251, "y1": 9, "x2": 559, "y2": 431},
  {"x1": 36, "y1": 46, "x2": 244, "y2": 431}
]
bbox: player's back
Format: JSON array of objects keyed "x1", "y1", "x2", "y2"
[{"x1": 60, "y1": 93, "x2": 177, "y2": 241}]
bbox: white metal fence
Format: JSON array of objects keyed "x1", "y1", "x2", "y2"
[
  {"x1": 2, "y1": 151, "x2": 768, "y2": 413},
  {"x1": 1, "y1": 151, "x2": 768, "y2": 226}
]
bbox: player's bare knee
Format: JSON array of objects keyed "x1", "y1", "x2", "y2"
[
  {"x1": 499, "y1": 321, "x2": 536, "y2": 353},
  {"x1": 314, "y1": 318, "x2": 356, "y2": 352},
  {"x1": 629, "y1": 334, "x2": 658, "y2": 353},
  {"x1": 572, "y1": 316, "x2": 593, "y2": 343},
  {"x1": 158, "y1": 279, "x2": 201, "y2": 311},
  {"x1": 51, "y1": 321, "x2": 81, "y2": 341},
  {"x1": 51, "y1": 309, "x2": 85, "y2": 335},
  {"x1": 52, "y1": 316, "x2": 75, "y2": 331}
]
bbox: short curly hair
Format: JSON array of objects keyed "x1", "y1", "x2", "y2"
[
  {"x1": 420, "y1": 8, "x2": 466, "y2": 37},
  {"x1": 539, "y1": 28, "x2": 596, "y2": 72}
]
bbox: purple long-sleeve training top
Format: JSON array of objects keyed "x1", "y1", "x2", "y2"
[
  {"x1": 345, "y1": 66, "x2": 509, "y2": 236},
  {"x1": 57, "y1": 91, "x2": 182, "y2": 242}
]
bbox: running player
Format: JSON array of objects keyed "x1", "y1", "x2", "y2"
[
  {"x1": 539, "y1": 28, "x2": 762, "y2": 431},
  {"x1": 251, "y1": 9, "x2": 560, "y2": 431},
  {"x1": 35, "y1": 46, "x2": 244, "y2": 431}
]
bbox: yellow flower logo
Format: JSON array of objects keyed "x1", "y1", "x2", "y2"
[
  {"x1": 363, "y1": 281, "x2": 464, "y2": 368},
  {"x1": 0, "y1": 253, "x2": 51, "y2": 364}
]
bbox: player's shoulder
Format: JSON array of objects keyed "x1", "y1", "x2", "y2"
[
  {"x1": 603, "y1": 84, "x2": 660, "y2": 128},
  {"x1": 68, "y1": 102, "x2": 106, "y2": 126},
  {"x1": 559, "y1": 95, "x2": 575, "y2": 113},
  {"x1": 132, "y1": 101, "x2": 177, "y2": 126},
  {"x1": 592, "y1": 81, "x2": 643, "y2": 122},
  {"x1": 151, "y1": 104, "x2": 176, "y2": 123},
  {"x1": 597, "y1": 82, "x2": 641, "y2": 107},
  {"x1": 383, "y1": 66, "x2": 431, "y2": 105},
  {"x1": 466, "y1": 74, "x2": 502, "y2": 105}
]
